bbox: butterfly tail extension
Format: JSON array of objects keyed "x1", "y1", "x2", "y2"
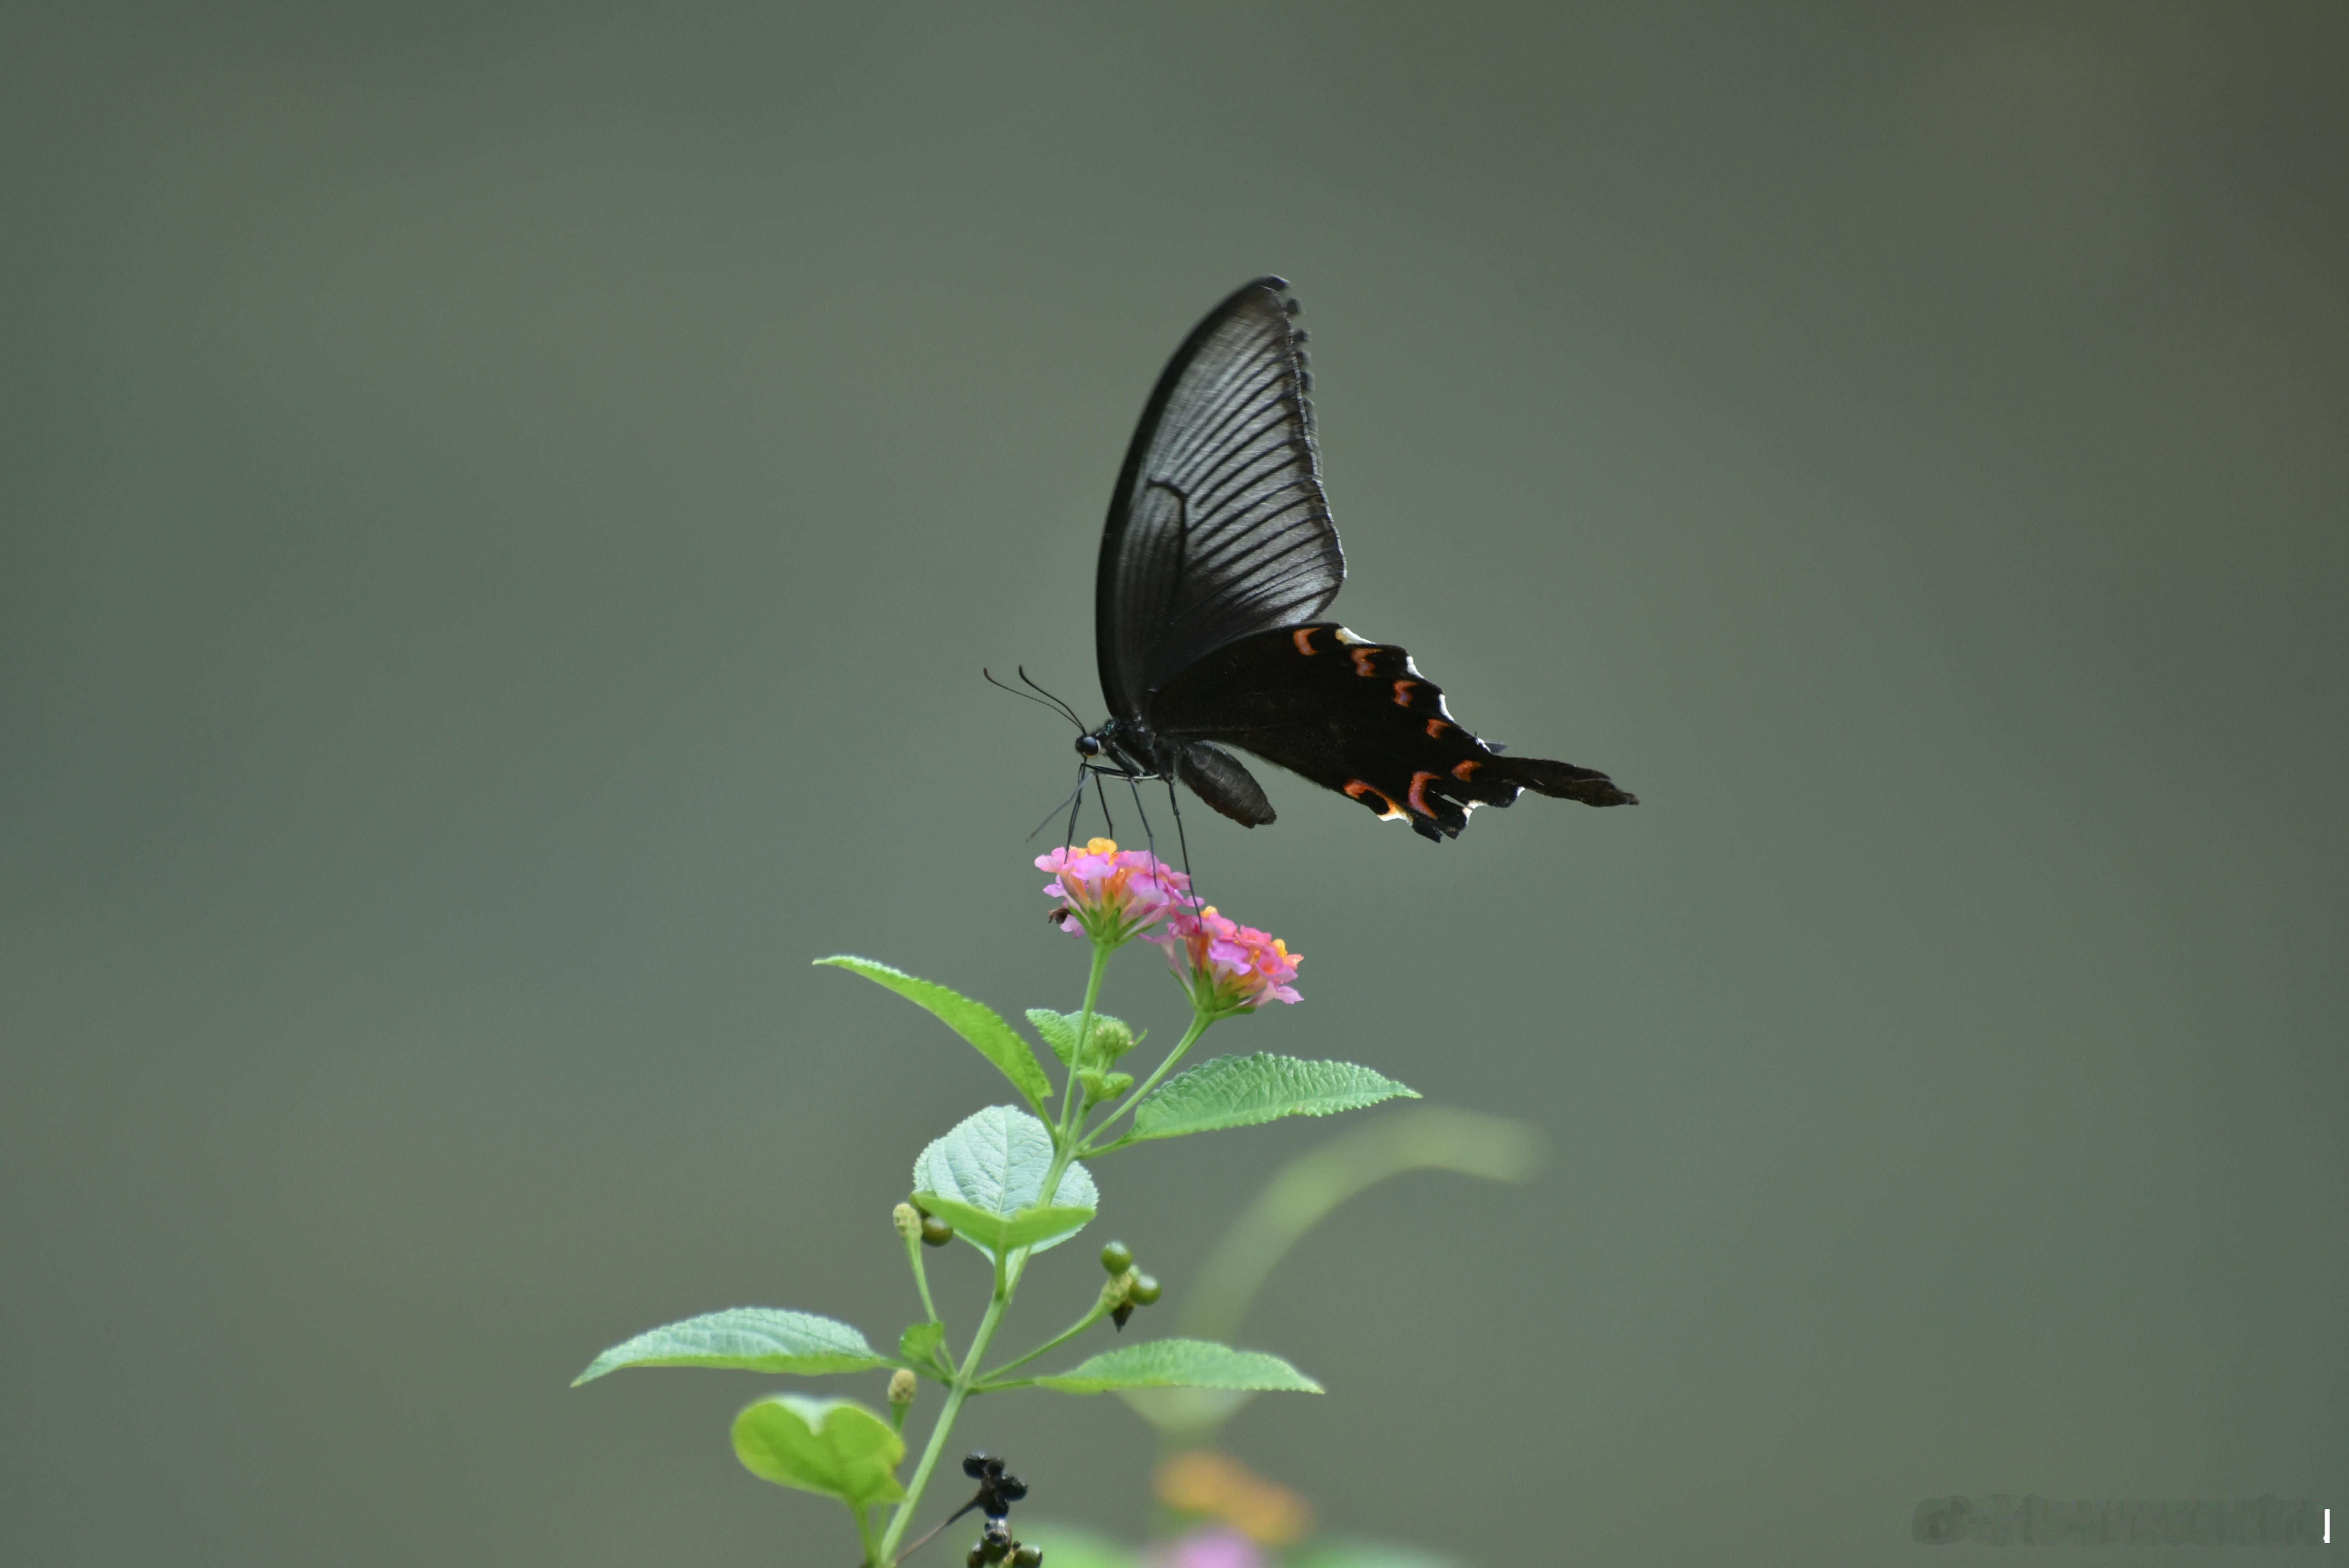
[{"x1": 1490, "y1": 754, "x2": 1638, "y2": 808}]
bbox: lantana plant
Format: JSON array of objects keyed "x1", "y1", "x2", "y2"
[{"x1": 574, "y1": 841, "x2": 1419, "y2": 1566}]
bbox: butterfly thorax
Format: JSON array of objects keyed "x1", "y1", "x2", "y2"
[{"x1": 1077, "y1": 717, "x2": 1166, "y2": 781}]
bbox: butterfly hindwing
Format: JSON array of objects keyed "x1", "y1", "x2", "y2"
[
  {"x1": 1095, "y1": 278, "x2": 1344, "y2": 723},
  {"x1": 1146, "y1": 623, "x2": 1636, "y2": 841}
]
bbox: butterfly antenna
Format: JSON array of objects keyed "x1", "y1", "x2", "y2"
[
  {"x1": 1015, "y1": 666, "x2": 1091, "y2": 732},
  {"x1": 983, "y1": 668, "x2": 1085, "y2": 732}
]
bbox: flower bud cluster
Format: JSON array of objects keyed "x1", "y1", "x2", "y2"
[
  {"x1": 905, "y1": 1198, "x2": 953, "y2": 1247},
  {"x1": 1098, "y1": 1239, "x2": 1161, "y2": 1330}
]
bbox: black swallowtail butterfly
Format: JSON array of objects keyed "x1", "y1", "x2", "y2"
[{"x1": 1058, "y1": 276, "x2": 1636, "y2": 844}]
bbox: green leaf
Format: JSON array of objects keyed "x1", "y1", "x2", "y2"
[
  {"x1": 898, "y1": 1321, "x2": 946, "y2": 1368},
  {"x1": 1026, "y1": 1008, "x2": 1082, "y2": 1067},
  {"x1": 1032, "y1": 1338, "x2": 1322, "y2": 1395},
  {"x1": 912, "y1": 1106, "x2": 1098, "y2": 1260},
  {"x1": 909, "y1": 1194, "x2": 1096, "y2": 1255},
  {"x1": 731, "y1": 1394, "x2": 905, "y2": 1507},
  {"x1": 1126, "y1": 1054, "x2": 1418, "y2": 1143},
  {"x1": 572, "y1": 1307, "x2": 889, "y2": 1385},
  {"x1": 1027, "y1": 1008, "x2": 1137, "y2": 1067},
  {"x1": 820, "y1": 957, "x2": 1053, "y2": 1114}
]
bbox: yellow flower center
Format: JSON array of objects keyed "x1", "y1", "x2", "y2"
[{"x1": 1084, "y1": 837, "x2": 1118, "y2": 856}]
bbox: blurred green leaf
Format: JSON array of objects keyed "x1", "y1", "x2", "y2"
[
  {"x1": 573, "y1": 1308, "x2": 888, "y2": 1384},
  {"x1": 1032, "y1": 1338, "x2": 1320, "y2": 1394},
  {"x1": 1288, "y1": 1540, "x2": 1464, "y2": 1568},
  {"x1": 1113, "y1": 1385, "x2": 1256, "y2": 1433},
  {"x1": 1013, "y1": 1524, "x2": 1141, "y2": 1568},
  {"x1": 1125, "y1": 1055, "x2": 1417, "y2": 1143},
  {"x1": 912, "y1": 1106, "x2": 1098, "y2": 1260},
  {"x1": 821, "y1": 957, "x2": 1053, "y2": 1114},
  {"x1": 731, "y1": 1394, "x2": 905, "y2": 1507}
]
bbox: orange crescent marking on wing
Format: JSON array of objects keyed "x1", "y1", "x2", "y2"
[
  {"x1": 1343, "y1": 779, "x2": 1397, "y2": 816},
  {"x1": 1407, "y1": 771, "x2": 1441, "y2": 818},
  {"x1": 1392, "y1": 679, "x2": 1417, "y2": 707},
  {"x1": 1292, "y1": 627, "x2": 1317, "y2": 656},
  {"x1": 1350, "y1": 647, "x2": 1379, "y2": 677},
  {"x1": 1452, "y1": 759, "x2": 1481, "y2": 782},
  {"x1": 1426, "y1": 718, "x2": 1450, "y2": 739}
]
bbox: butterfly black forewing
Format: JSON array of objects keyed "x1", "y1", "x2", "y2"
[
  {"x1": 1096, "y1": 277, "x2": 1342, "y2": 722},
  {"x1": 1087, "y1": 280, "x2": 1634, "y2": 841}
]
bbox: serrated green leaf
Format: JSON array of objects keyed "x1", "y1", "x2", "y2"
[
  {"x1": 1032, "y1": 1338, "x2": 1321, "y2": 1395},
  {"x1": 912, "y1": 1106, "x2": 1098, "y2": 1260},
  {"x1": 909, "y1": 1194, "x2": 1095, "y2": 1254},
  {"x1": 1026, "y1": 1008, "x2": 1137, "y2": 1067},
  {"x1": 1126, "y1": 1055, "x2": 1418, "y2": 1143},
  {"x1": 572, "y1": 1308, "x2": 888, "y2": 1385},
  {"x1": 732, "y1": 1394, "x2": 905, "y2": 1507},
  {"x1": 899, "y1": 1321, "x2": 945, "y2": 1367},
  {"x1": 1026, "y1": 1008, "x2": 1082, "y2": 1067},
  {"x1": 821, "y1": 957, "x2": 1053, "y2": 1114}
]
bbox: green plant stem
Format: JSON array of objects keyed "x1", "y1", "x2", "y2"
[
  {"x1": 1079, "y1": 1010, "x2": 1213, "y2": 1151},
  {"x1": 879, "y1": 1142, "x2": 1084, "y2": 1562},
  {"x1": 1056, "y1": 941, "x2": 1113, "y2": 1136},
  {"x1": 978, "y1": 1293, "x2": 1111, "y2": 1385},
  {"x1": 903, "y1": 1233, "x2": 941, "y2": 1329}
]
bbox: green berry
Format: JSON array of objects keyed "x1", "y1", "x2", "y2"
[
  {"x1": 921, "y1": 1214, "x2": 954, "y2": 1247},
  {"x1": 1129, "y1": 1272, "x2": 1162, "y2": 1305},
  {"x1": 1099, "y1": 1240, "x2": 1133, "y2": 1275},
  {"x1": 1013, "y1": 1546, "x2": 1044, "y2": 1567}
]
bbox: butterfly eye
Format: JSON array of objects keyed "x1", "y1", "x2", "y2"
[{"x1": 1075, "y1": 734, "x2": 1103, "y2": 758}]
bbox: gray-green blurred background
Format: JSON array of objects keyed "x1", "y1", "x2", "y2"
[{"x1": 4, "y1": 4, "x2": 2342, "y2": 1564}]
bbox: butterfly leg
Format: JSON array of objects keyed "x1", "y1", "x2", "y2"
[
  {"x1": 1062, "y1": 763, "x2": 1089, "y2": 848},
  {"x1": 1164, "y1": 775, "x2": 1202, "y2": 913},
  {"x1": 1090, "y1": 764, "x2": 1118, "y2": 841}
]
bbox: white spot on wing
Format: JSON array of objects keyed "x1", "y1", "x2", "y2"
[{"x1": 1333, "y1": 626, "x2": 1371, "y2": 645}]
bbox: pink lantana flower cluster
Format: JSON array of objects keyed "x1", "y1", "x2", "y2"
[
  {"x1": 1147, "y1": 905, "x2": 1303, "y2": 1015},
  {"x1": 1037, "y1": 838, "x2": 1191, "y2": 947}
]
